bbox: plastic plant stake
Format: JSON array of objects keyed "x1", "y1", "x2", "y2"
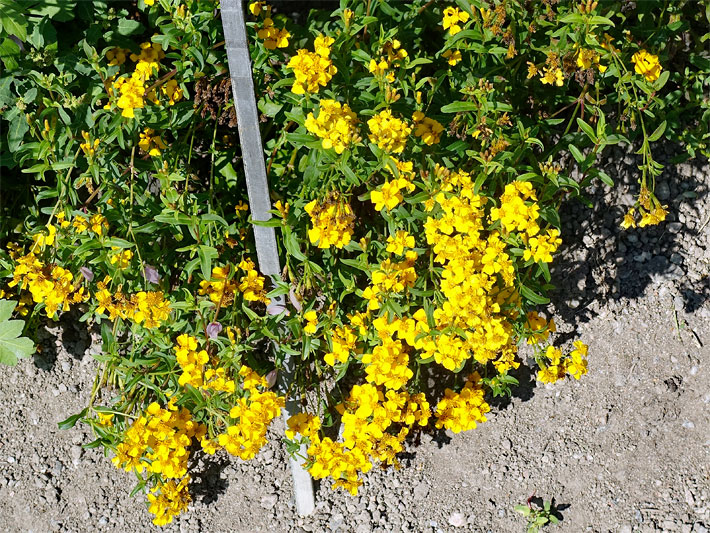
[{"x1": 220, "y1": 0, "x2": 316, "y2": 517}]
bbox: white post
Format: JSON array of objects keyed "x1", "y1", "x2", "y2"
[{"x1": 220, "y1": 0, "x2": 316, "y2": 516}]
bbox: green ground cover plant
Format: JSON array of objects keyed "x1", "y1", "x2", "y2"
[{"x1": 0, "y1": 0, "x2": 708, "y2": 526}]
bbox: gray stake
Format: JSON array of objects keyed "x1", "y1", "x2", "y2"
[{"x1": 220, "y1": 0, "x2": 315, "y2": 516}]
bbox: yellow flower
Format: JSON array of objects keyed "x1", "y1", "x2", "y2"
[
  {"x1": 305, "y1": 99, "x2": 361, "y2": 154},
  {"x1": 287, "y1": 47, "x2": 337, "y2": 94},
  {"x1": 257, "y1": 18, "x2": 290, "y2": 50},
  {"x1": 249, "y1": 1, "x2": 267, "y2": 16},
  {"x1": 305, "y1": 194, "x2": 355, "y2": 249},
  {"x1": 367, "y1": 109, "x2": 412, "y2": 153},
  {"x1": 303, "y1": 310, "x2": 318, "y2": 334},
  {"x1": 343, "y1": 8, "x2": 354, "y2": 27},
  {"x1": 442, "y1": 6, "x2": 470, "y2": 35},
  {"x1": 412, "y1": 112, "x2": 444, "y2": 145},
  {"x1": 79, "y1": 131, "x2": 100, "y2": 157},
  {"x1": 620, "y1": 207, "x2": 637, "y2": 229},
  {"x1": 106, "y1": 47, "x2": 128, "y2": 66},
  {"x1": 386, "y1": 230, "x2": 415, "y2": 255},
  {"x1": 632, "y1": 49, "x2": 662, "y2": 82},
  {"x1": 442, "y1": 49, "x2": 462, "y2": 66},
  {"x1": 138, "y1": 128, "x2": 167, "y2": 156},
  {"x1": 540, "y1": 66, "x2": 564, "y2": 86}
]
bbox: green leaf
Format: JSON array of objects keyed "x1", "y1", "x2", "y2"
[
  {"x1": 597, "y1": 170, "x2": 614, "y2": 187},
  {"x1": 0, "y1": 299, "x2": 15, "y2": 322},
  {"x1": 198, "y1": 245, "x2": 218, "y2": 281},
  {"x1": 576, "y1": 118, "x2": 597, "y2": 143},
  {"x1": 589, "y1": 15, "x2": 615, "y2": 27},
  {"x1": 568, "y1": 144, "x2": 584, "y2": 164},
  {"x1": 0, "y1": 300, "x2": 34, "y2": 366},
  {"x1": 105, "y1": 237, "x2": 134, "y2": 249},
  {"x1": 58, "y1": 409, "x2": 87, "y2": 430},
  {"x1": 520, "y1": 285, "x2": 549, "y2": 305},
  {"x1": 440, "y1": 101, "x2": 478, "y2": 113},
  {"x1": 0, "y1": 1, "x2": 28, "y2": 41},
  {"x1": 0, "y1": 37, "x2": 20, "y2": 70},
  {"x1": 116, "y1": 18, "x2": 143, "y2": 36},
  {"x1": 7, "y1": 111, "x2": 29, "y2": 152},
  {"x1": 648, "y1": 120, "x2": 666, "y2": 142}
]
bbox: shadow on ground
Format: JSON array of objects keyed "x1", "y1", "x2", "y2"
[{"x1": 551, "y1": 145, "x2": 710, "y2": 344}]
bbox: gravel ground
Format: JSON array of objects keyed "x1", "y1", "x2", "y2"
[{"x1": 0, "y1": 146, "x2": 708, "y2": 533}]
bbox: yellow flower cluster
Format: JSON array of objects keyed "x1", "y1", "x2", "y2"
[
  {"x1": 130, "y1": 41, "x2": 166, "y2": 79},
  {"x1": 80, "y1": 131, "x2": 100, "y2": 157},
  {"x1": 138, "y1": 128, "x2": 167, "y2": 156},
  {"x1": 305, "y1": 194, "x2": 355, "y2": 249},
  {"x1": 147, "y1": 476, "x2": 191, "y2": 527},
  {"x1": 323, "y1": 325, "x2": 357, "y2": 366},
  {"x1": 621, "y1": 185, "x2": 668, "y2": 228},
  {"x1": 361, "y1": 314, "x2": 423, "y2": 389},
  {"x1": 632, "y1": 49, "x2": 662, "y2": 83},
  {"x1": 106, "y1": 47, "x2": 128, "y2": 66},
  {"x1": 576, "y1": 48, "x2": 607, "y2": 72},
  {"x1": 305, "y1": 99, "x2": 361, "y2": 154},
  {"x1": 537, "y1": 341, "x2": 589, "y2": 383},
  {"x1": 199, "y1": 261, "x2": 270, "y2": 306},
  {"x1": 113, "y1": 75, "x2": 146, "y2": 119},
  {"x1": 287, "y1": 35, "x2": 336, "y2": 94},
  {"x1": 442, "y1": 6, "x2": 470, "y2": 35},
  {"x1": 386, "y1": 230, "x2": 414, "y2": 255},
  {"x1": 285, "y1": 412, "x2": 321, "y2": 440},
  {"x1": 173, "y1": 334, "x2": 237, "y2": 392},
  {"x1": 95, "y1": 278, "x2": 171, "y2": 328},
  {"x1": 523, "y1": 228, "x2": 562, "y2": 263},
  {"x1": 161, "y1": 79, "x2": 183, "y2": 105},
  {"x1": 71, "y1": 212, "x2": 109, "y2": 236},
  {"x1": 304, "y1": 383, "x2": 430, "y2": 495},
  {"x1": 367, "y1": 109, "x2": 412, "y2": 153},
  {"x1": 199, "y1": 265, "x2": 236, "y2": 304},
  {"x1": 9, "y1": 252, "x2": 89, "y2": 318},
  {"x1": 112, "y1": 398, "x2": 205, "y2": 479},
  {"x1": 422, "y1": 170, "x2": 520, "y2": 372},
  {"x1": 106, "y1": 41, "x2": 167, "y2": 118},
  {"x1": 370, "y1": 177, "x2": 415, "y2": 211},
  {"x1": 361, "y1": 255, "x2": 418, "y2": 311},
  {"x1": 490, "y1": 181, "x2": 541, "y2": 235},
  {"x1": 434, "y1": 374, "x2": 491, "y2": 433},
  {"x1": 217, "y1": 366, "x2": 285, "y2": 460},
  {"x1": 412, "y1": 111, "x2": 444, "y2": 145},
  {"x1": 257, "y1": 17, "x2": 290, "y2": 50},
  {"x1": 109, "y1": 247, "x2": 133, "y2": 269},
  {"x1": 526, "y1": 311, "x2": 556, "y2": 345}
]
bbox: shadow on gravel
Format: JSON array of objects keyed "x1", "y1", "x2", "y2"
[
  {"x1": 33, "y1": 310, "x2": 92, "y2": 370},
  {"x1": 191, "y1": 455, "x2": 230, "y2": 505},
  {"x1": 551, "y1": 145, "x2": 710, "y2": 341}
]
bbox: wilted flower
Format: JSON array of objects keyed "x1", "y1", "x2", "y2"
[
  {"x1": 206, "y1": 322, "x2": 223, "y2": 339},
  {"x1": 80, "y1": 266, "x2": 94, "y2": 282},
  {"x1": 143, "y1": 264, "x2": 160, "y2": 284}
]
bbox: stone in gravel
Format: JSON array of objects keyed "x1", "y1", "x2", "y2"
[
  {"x1": 448, "y1": 513, "x2": 467, "y2": 528},
  {"x1": 620, "y1": 526, "x2": 632, "y2": 533},
  {"x1": 692, "y1": 524, "x2": 708, "y2": 533},
  {"x1": 70, "y1": 445, "x2": 82, "y2": 465},
  {"x1": 259, "y1": 492, "x2": 278, "y2": 510},
  {"x1": 413, "y1": 482, "x2": 429, "y2": 500}
]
